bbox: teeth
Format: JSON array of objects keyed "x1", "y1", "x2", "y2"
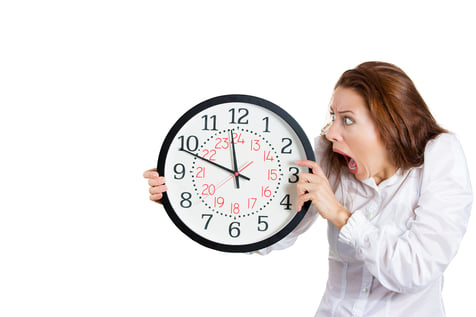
[
  {"x1": 336, "y1": 151, "x2": 358, "y2": 173},
  {"x1": 348, "y1": 158, "x2": 357, "y2": 171}
]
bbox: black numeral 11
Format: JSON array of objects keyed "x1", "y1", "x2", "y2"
[{"x1": 201, "y1": 115, "x2": 217, "y2": 131}]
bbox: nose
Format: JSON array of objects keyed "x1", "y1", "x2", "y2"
[{"x1": 324, "y1": 120, "x2": 342, "y2": 142}]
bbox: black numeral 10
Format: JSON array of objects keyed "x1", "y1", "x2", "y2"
[{"x1": 178, "y1": 135, "x2": 199, "y2": 151}]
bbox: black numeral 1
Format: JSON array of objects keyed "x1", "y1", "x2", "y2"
[{"x1": 262, "y1": 117, "x2": 270, "y2": 132}]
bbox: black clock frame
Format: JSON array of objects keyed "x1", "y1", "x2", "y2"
[{"x1": 157, "y1": 94, "x2": 315, "y2": 252}]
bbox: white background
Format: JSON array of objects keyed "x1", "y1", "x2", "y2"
[{"x1": 1, "y1": 1, "x2": 475, "y2": 316}]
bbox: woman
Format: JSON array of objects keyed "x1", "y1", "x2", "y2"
[{"x1": 144, "y1": 62, "x2": 472, "y2": 316}]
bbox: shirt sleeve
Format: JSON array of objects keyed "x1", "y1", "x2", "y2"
[{"x1": 339, "y1": 133, "x2": 473, "y2": 293}]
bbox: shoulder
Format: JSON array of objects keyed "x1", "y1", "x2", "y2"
[
  {"x1": 421, "y1": 133, "x2": 471, "y2": 190},
  {"x1": 424, "y1": 133, "x2": 462, "y2": 155},
  {"x1": 423, "y1": 133, "x2": 467, "y2": 169}
]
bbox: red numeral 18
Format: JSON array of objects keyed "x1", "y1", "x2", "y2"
[{"x1": 231, "y1": 202, "x2": 240, "y2": 214}]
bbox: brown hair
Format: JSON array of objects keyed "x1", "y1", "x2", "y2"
[{"x1": 323, "y1": 61, "x2": 447, "y2": 176}]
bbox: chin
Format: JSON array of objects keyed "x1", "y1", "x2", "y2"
[{"x1": 352, "y1": 170, "x2": 368, "y2": 181}]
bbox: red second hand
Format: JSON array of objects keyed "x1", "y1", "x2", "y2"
[
  {"x1": 238, "y1": 161, "x2": 254, "y2": 174},
  {"x1": 203, "y1": 161, "x2": 255, "y2": 201},
  {"x1": 215, "y1": 161, "x2": 254, "y2": 191}
]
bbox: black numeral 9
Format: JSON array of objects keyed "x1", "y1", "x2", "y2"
[{"x1": 173, "y1": 163, "x2": 185, "y2": 179}]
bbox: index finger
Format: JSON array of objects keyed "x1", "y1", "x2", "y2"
[{"x1": 296, "y1": 160, "x2": 325, "y2": 176}]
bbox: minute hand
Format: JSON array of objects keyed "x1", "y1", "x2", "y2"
[
  {"x1": 179, "y1": 148, "x2": 251, "y2": 181},
  {"x1": 230, "y1": 129, "x2": 240, "y2": 188}
]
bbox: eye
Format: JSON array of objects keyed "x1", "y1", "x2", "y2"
[
  {"x1": 344, "y1": 117, "x2": 354, "y2": 125},
  {"x1": 330, "y1": 112, "x2": 336, "y2": 121}
]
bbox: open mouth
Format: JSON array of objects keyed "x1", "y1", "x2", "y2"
[{"x1": 333, "y1": 149, "x2": 358, "y2": 174}]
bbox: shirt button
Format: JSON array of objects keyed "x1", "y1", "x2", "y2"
[{"x1": 362, "y1": 287, "x2": 369, "y2": 293}]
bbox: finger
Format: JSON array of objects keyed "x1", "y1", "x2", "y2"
[
  {"x1": 296, "y1": 179, "x2": 311, "y2": 194},
  {"x1": 150, "y1": 184, "x2": 168, "y2": 195},
  {"x1": 296, "y1": 160, "x2": 325, "y2": 176},
  {"x1": 296, "y1": 192, "x2": 313, "y2": 212},
  {"x1": 297, "y1": 172, "x2": 319, "y2": 185},
  {"x1": 143, "y1": 168, "x2": 159, "y2": 179},
  {"x1": 148, "y1": 176, "x2": 166, "y2": 187},
  {"x1": 149, "y1": 193, "x2": 163, "y2": 203}
]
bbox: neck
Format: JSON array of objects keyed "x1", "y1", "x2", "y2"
[{"x1": 373, "y1": 165, "x2": 398, "y2": 185}]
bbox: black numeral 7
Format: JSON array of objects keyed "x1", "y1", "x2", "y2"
[{"x1": 202, "y1": 214, "x2": 213, "y2": 230}]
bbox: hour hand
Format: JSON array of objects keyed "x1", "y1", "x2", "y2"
[{"x1": 179, "y1": 148, "x2": 250, "y2": 181}]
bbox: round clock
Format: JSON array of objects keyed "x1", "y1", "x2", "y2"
[{"x1": 157, "y1": 94, "x2": 315, "y2": 252}]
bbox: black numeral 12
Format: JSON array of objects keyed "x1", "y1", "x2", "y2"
[{"x1": 229, "y1": 108, "x2": 249, "y2": 124}]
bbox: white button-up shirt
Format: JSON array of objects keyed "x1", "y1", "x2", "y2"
[{"x1": 257, "y1": 133, "x2": 472, "y2": 316}]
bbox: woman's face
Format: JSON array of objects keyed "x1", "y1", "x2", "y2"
[{"x1": 325, "y1": 87, "x2": 396, "y2": 184}]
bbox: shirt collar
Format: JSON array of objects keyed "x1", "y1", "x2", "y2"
[{"x1": 359, "y1": 168, "x2": 410, "y2": 191}]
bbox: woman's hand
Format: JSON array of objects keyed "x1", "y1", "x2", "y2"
[
  {"x1": 143, "y1": 168, "x2": 168, "y2": 203},
  {"x1": 296, "y1": 160, "x2": 351, "y2": 229}
]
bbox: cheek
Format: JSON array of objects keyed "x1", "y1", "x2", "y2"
[
  {"x1": 348, "y1": 135, "x2": 382, "y2": 166},
  {"x1": 352, "y1": 125, "x2": 381, "y2": 152},
  {"x1": 347, "y1": 133, "x2": 373, "y2": 154}
]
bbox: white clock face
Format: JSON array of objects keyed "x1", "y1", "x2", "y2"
[{"x1": 158, "y1": 95, "x2": 314, "y2": 252}]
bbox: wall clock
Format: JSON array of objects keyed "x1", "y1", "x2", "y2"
[{"x1": 157, "y1": 94, "x2": 315, "y2": 252}]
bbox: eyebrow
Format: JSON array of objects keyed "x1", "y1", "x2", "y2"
[
  {"x1": 330, "y1": 106, "x2": 354, "y2": 114},
  {"x1": 337, "y1": 110, "x2": 354, "y2": 114}
]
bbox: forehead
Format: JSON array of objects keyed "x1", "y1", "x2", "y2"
[{"x1": 330, "y1": 87, "x2": 367, "y2": 113}]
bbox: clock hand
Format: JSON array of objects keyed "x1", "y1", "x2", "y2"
[
  {"x1": 230, "y1": 129, "x2": 240, "y2": 189},
  {"x1": 180, "y1": 148, "x2": 251, "y2": 181},
  {"x1": 201, "y1": 161, "x2": 255, "y2": 201},
  {"x1": 215, "y1": 161, "x2": 254, "y2": 191}
]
